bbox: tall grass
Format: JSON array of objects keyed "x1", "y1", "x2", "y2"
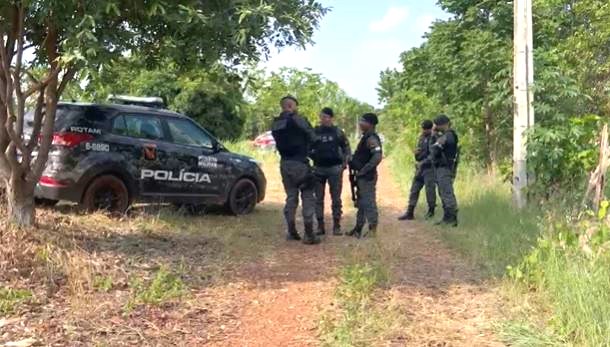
[
  {"x1": 389, "y1": 146, "x2": 540, "y2": 276},
  {"x1": 389, "y1": 145, "x2": 610, "y2": 346}
]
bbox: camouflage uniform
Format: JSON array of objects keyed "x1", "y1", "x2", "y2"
[
  {"x1": 311, "y1": 125, "x2": 351, "y2": 234},
  {"x1": 348, "y1": 130, "x2": 383, "y2": 237},
  {"x1": 271, "y1": 111, "x2": 319, "y2": 243},
  {"x1": 430, "y1": 129, "x2": 459, "y2": 225},
  {"x1": 401, "y1": 133, "x2": 437, "y2": 220}
]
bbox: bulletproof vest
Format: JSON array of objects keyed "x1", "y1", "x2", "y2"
[
  {"x1": 351, "y1": 131, "x2": 382, "y2": 180},
  {"x1": 312, "y1": 125, "x2": 343, "y2": 167},
  {"x1": 415, "y1": 134, "x2": 432, "y2": 163},
  {"x1": 271, "y1": 112, "x2": 309, "y2": 162},
  {"x1": 434, "y1": 129, "x2": 459, "y2": 168}
]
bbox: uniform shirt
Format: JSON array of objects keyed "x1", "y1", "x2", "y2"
[
  {"x1": 312, "y1": 125, "x2": 351, "y2": 167},
  {"x1": 355, "y1": 130, "x2": 382, "y2": 178}
]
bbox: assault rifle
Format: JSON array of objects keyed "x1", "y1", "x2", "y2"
[{"x1": 349, "y1": 168, "x2": 358, "y2": 206}]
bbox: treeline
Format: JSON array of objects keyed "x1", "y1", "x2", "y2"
[
  {"x1": 379, "y1": 0, "x2": 610, "y2": 198},
  {"x1": 64, "y1": 61, "x2": 370, "y2": 141}
]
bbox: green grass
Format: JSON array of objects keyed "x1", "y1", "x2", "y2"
[
  {"x1": 0, "y1": 286, "x2": 33, "y2": 314},
  {"x1": 125, "y1": 267, "x2": 186, "y2": 312},
  {"x1": 389, "y1": 148, "x2": 541, "y2": 276},
  {"x1": 319, "y1": 241, "x2": 403, "y2": 347},
  {"x1": 389, "y1": 147, "x2": 610, "y2": 346}
]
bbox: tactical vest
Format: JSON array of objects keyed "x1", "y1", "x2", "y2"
[
  {"x1": 271, "y1": 112, "x2": 309, "y2": 162},
  {"x1": 434, "y1": 129, "x2": 459, "y2": 168},
  {"x1": 351, "y1": 132, "x2": 382, "y2": 180},
  {"x1": 312, "y1": 125, "x2": 343, "y2": 167}
]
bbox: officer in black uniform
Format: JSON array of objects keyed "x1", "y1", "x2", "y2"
[
  {"x1": 429, "y1": 114, "x2": 459, "y2": 227},
  {"x1": 271, "y1": 96, "x2": 321, "y2": 244},
  {"x1": 398, "y1": 120, "x2": 437, "y2": 220},
  {"x1": 311, "y1": 107, "x2": 351, "y2": 236},
  {"x1": 346, "y1": 113, "x2": 383, "y2": 238}
]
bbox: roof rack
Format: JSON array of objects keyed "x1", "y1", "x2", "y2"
[{"x1": 108, "y1": 95, "x2": 166, "y2": 109}]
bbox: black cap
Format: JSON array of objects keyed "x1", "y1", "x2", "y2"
[
  {"x1": 280, "y1": 95, "x2": 299, "y2": 106},
  {"x1": 434, "y1": 114, "x2": 450, "y2": 126},
  {"x1": 360, "y1": 113, "x2": 378, "y2": 125},
  {"x1": 321, "y1": 107, "x2": 334, "y2": 117},
  {"x1": 421, "y1": 120, "x2": 434, "y2": 130}
]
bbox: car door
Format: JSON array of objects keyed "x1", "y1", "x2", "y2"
[
  {"x1": 163, "y1": 117, "x2": 229, "y2": 201},
  {"x1": 119, "y1": 114, "x2": 177, "y2": 197}
]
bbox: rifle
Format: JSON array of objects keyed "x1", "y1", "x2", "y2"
[{"x1": 349, "y1": 168, "x2": 359, "y2": 205}]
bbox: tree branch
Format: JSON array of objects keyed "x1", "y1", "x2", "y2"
[{"x1": 57, "y1": 65, "x2": 77, "y2": 96}]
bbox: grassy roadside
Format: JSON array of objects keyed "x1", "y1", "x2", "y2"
[
  {"x1": 389, "y1": 147, "x2": 610, "y2": 346},
  {"x1": 319, "y1": 240, "x2": 405, "y2": 346},
  {"x1": 0, "y1": 141, "x2": 283, "y2": 344}
]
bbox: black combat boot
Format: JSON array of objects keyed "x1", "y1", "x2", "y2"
[
  {"x1": 286, "y1": 222, "x2": 301, "y2": 241},
  {"x1": 398, "y1": 206, "x2": 415, "y2": 221},
  {"x1": 303, "y1": 222, "x2": 321, "y2": 245},
  {"x1": 425, "y1": 206, "x2": 435, "y2": 220},
  {"x1": 332, "y1": 218, "x2": 343, "y2": 236},
  {"x1": 360, "y1": 224, "x2": 377, "y2": 238},
  {"x1": 346, "y1": 224, "x2": 363, "y2": 238},
  {"x1": 435, "y1": 210, "x2": 450, "y2": 226},
  {"x1": 435, "y1": 210, "x2": 458, "y2": 227},
  {"x1": 316, "y1": 219, "x2": 326, "y2": 236}
]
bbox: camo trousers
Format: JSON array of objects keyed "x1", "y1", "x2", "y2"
[
  {"x1": 407, "y1": 167, "x2": 436, "y2": 209},
  {"x1": 280, "y1": 160, "x2": 315, "y2": 227},
  {"x1": 436, "y1": 166, "x2": 458, "y2": 212},
  {"x1": 314, "y1": 165, "x2": 344, "y2": 222},
  {"x1": 356, "y1": 176, "x2": 378, "y2": 227}
]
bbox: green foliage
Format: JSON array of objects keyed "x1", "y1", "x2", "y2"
[
  {"x1": 527, "y1": 116, "x2": 601, "y2": 200},
  {"x1": 320, "y1": 243, "x2": 394, "y2": 347},
  {"x1": 93, "y1": 275, "x2": 114, "y2": 293},
  {"x1": 0, "y1": 287, "x2": 33, "y2": 314},
  {"x1": 246, "y1": 68, "x2": 373, "y2": 138},
  {"x1": 380, "y1": 0, "x2": 610, "y2": 179},
  {"x1": 125, "y1": 267, "x2": 186, "y2": 311},
  {"x1": 389, "y1": 149, "x2": 540, "y2": 276},
  {"x1": 79, "y1": 60, "x2": 247, "y2": 140}
]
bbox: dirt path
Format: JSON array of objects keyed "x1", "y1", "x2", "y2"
[{"x1": 210, "y1": 163, "x2": 503, "y2": 347}]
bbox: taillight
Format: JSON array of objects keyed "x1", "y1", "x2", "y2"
[
  {"x1": 51, "y1": 132, "x2": 94, "y2": 148},
  {"x1": 39, "y1": 176, "x2": 69, "y2": 188}
]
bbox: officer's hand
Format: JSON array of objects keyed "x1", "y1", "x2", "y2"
[{"x1": 414, "y1": 148, "x2": 422, "y2": 155}]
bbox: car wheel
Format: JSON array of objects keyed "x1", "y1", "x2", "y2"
[
  {"x1": 81, "y1": 175, "x2": 130, "y2": 214},
  {"x1": 228, "y1": 179, "x2": 258, "y2": 215},
  {"x1": 35, "y1": 198, "x2": 59, "y2": 207}
]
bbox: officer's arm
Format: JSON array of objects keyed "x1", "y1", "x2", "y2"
[
  {"x1": 414, "y1": 137, "x2": 427, "y2": 162},
  {"x1": 357, "y1": 137, "x2": 382, "y2": 177},
  {"x1": 293, "y1": 115, "x2": 317, "y2": 143},
  {"x1": 339, "y1": 128, "x2": 352, "y2": 162}
]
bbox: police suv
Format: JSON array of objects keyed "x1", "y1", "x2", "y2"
[{"x1": 31, "y1": 98, "x2": 266, "y2": 215}]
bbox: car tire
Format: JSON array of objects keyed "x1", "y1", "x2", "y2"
[
  {"x1": 228, "y1": 179, "x2": 258, "y2": 216},
  {"x1": 81, "y1": 175, "x2": 130, "y2": 214},
  {"x1": 35, "y1": 198, "x2": 59, "y2": 207}
]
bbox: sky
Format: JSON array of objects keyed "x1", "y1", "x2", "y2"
[{"x1": 261, "y1": 0, "x2": 450, "y2": 108}]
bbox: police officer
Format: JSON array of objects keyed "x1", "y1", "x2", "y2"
[
  {"x1": 429, "y1": 114, "x2": 459, "y2": 227},
  {"x1": 271, "y1": 96, "x2": 321, "y2": 244},
  {"x1": 311, "y1": 107, "x2": 351, "y2": 236},
  {"x1": 398, "y1": 120, "x2": 436, "y2": 221},
  {"x1": 346, "y1": 113, "x2": 383, "y2": 238}
]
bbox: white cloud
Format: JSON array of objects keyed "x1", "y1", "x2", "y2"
[
  {"x1": 261, "y1": 46, "x2": 316, "y2": 72},
  {"x1": 414, "y1": 15, "x2": 435, "y2": 34},
  {"x1": 369, "y1": 6, "x2": 410, "y2": 33}
]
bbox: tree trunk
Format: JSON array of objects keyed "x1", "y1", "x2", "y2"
[
  {"x1": 483, "y1": 98, "x2": 497, "y2": 175},
  {"x1": 5, "y1": 176, "x2": 35, "y2": 227}
]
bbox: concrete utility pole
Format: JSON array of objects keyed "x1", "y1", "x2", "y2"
[{"x1": 513, "y1": 0, "x2": 535, "y2": 208}]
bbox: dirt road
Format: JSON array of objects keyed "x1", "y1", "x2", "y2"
[
  {"x1": 0, "y1": 162, "x2": 502, "y2": 346},
  {"x1": 210, "y1": 163, "x2": 503, "y2": 346}
]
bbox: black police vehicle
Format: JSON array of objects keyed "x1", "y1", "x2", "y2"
[{"x1": 31, "y1": 101, "x2": 266, "y2": 215}]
